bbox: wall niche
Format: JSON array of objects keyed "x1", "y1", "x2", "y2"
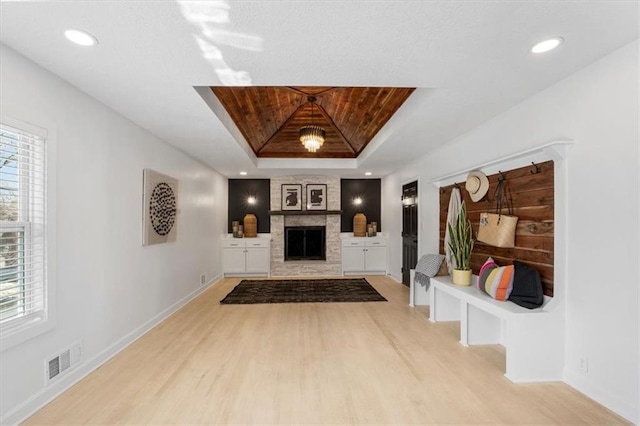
[
  {"x1": 228, "y1": 179, "x2": 271, "y2": 234},
  {"x1": 340, "y1": 179, "x2": 382, "y2": 232}
]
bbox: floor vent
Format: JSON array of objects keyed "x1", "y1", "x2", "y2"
[{"x1": 46, "y1": 341, "x2": 82, "y2": 384}]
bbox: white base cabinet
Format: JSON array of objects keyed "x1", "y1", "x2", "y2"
[
  {"x1": 222, "y1": 237, "x2": 270, "y2": 277},
  {"x1": 341, "y1": 237, "x2": 388, "y2": 275}
]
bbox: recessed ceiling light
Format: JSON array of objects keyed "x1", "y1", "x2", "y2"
[
  {"x1": 531, "y1": 37, "x2": 563, "y2": 54},
  {"x1": 240, "y1": 171, "x2": 247, "y2": 176},
  {"x1": 365, "y1": 172, "x2": 372, "y2": 176},
  {"x1": 64, "y1": 29, "x2": 98, "y2": 46}
]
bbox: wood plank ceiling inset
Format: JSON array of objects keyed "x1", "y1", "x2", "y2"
[{"x1": 210, "y1": 86, "x2": 415, "y2": 158}]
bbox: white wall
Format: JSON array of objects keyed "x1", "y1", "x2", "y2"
[
  {"x1": 0, "y1": 44, "x2": 228, "y2": 423},
  {"x1": 382, "y1": 40, "x2": 639, "y2": 422}
]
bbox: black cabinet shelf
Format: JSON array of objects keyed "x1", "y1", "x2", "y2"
[{"x1": 269, "y1": 210, "x2": 342, "y2": 216}]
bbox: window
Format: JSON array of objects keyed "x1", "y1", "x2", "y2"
[{"x1": 0, "y1": 122, "x2": 47, "y2": 335}]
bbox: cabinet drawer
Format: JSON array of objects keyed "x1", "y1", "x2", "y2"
[
  {"x1": 342, "y1": 239, "x2": 365, "y2": 247},
  {"x1": 246, "y1": 239, "x2": 270, "y2": 248},
  {"x1": 222, "y1": 239, "x2": 245, "y2": 248},
  {"x1": 366, "y1": 239, "x2": 387, "y2": 247}
]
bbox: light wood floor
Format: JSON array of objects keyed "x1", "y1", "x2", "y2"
[{"x1": 26, "y1": 276, "x2": 628, "y2": 425}]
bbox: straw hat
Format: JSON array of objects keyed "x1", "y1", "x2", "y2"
[{"x1": 465, "y1": 171, "x2": 489, "y2": 202}]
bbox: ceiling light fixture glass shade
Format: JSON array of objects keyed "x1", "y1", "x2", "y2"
[
  {"x1": 300, "y1": 125, "x2": 326, "y2": 153},
  {"x1": 64, "y1": 29, "x2": 98, "y2": 46},
  {"x1": 531, "y1": 37, "x2": 563, "y2": 53},
  {"x1": 300, "y1": 96, "x2": 326, "y2": 153}
]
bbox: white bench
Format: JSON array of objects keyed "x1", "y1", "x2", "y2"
[{"x1": 429, "y1": 275, "x2": 563, "y2": 383}]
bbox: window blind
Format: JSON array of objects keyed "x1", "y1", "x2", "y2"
[{"x1": 0, "y1": 123, "x2": 47, "y2": 329}]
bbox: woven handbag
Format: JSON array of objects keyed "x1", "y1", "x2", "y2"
[{"x1": 477, "y1": 178, "x2": 518, "y2": 248}]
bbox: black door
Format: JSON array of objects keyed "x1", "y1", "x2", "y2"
[{"x1": 402, "y1": 181, "x2": 418, "y2": 286}]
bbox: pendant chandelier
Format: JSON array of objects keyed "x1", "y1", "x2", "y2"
[{"x1": 299, "y1": 96, "x2": 326, "y2": 153}]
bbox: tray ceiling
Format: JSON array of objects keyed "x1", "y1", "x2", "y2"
[{"x1": 211, "y1": 86, "x2": 415, "y2": 158}]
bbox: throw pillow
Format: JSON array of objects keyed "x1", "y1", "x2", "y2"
[
  {"x1": 509, "y1": 261, "x2": 544, "y2": 309},
  {"x1": 436, "y1": 258, "x2": 449, "y2": 276},
  {"x1": 478, "y1": 257, "x2": 515, "y2": 301}
]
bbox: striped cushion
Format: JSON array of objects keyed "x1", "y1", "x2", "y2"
[{"x1": 478, "y1": 257, "x2": 515, "y2": 301}]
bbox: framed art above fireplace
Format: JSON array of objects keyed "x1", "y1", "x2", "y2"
[
  {"x1": 306, "y1": 184, "x2": 327, "y2": 211},
  {"x1": 281, "y1": 184, "x2": 302, "y2": 210}
]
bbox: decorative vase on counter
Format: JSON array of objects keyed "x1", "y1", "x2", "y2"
[
  {"x1": 232, "y1": 220, "x2": 240, "y2": 238},
  {"x1": 353, "y1": 213, "x2": 367, "y2": 237},
  {"x1": 452, "y1": 269, "x2": 472, "y2": 286},
  {"x1": 243, "y1": 213, "x2": 257, "y2": 238}
]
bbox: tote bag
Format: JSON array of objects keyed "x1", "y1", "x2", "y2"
[{"x1": 477, "y1": 178, "x2": 518, "y2": 248}]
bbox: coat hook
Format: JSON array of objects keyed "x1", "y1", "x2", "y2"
[
  {"x1": 498, "y1": 170, "x2": 507, "y2": 181},
  {"x1": 530, "y1": 161, "x2": 541, "y2": 174}
]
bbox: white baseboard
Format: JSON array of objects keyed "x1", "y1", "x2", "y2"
[
  {"x1": 564, "y1": 370, "x2": 637, "y2": 424},
  {"x1": 389, "y1": 272, "x2": 402, "y2": 283},
  {"x1": 1, "y1": 275, "x2": 224, "y2": 426}
]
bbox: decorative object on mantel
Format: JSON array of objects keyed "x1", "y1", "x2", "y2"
[
  {"x1": 306, "y1": 183, "x2": 327, "y2": 211},
  {"x1": 353, "y1": 212, "x2": 367, "y2": 237},
  {"x1": 465, "y1": 170, "x2": 489, "y2": 202},
  {"x1": 368, "y1": 222, "x2": 377, "y2": 237},
  {"x1": 142, "y1": 168, "x2": 178, "y2": 246},
  {"x1": 281, "y1": 184, "x2": 302, "y2": 211},
  {"x1": 299, "y1": 96, "x2": 326, "y2": 153},
  {"x1": 447, "y1": 201, "x2": 474, "y2": 286},
  {"x1": 477, "y1": 176, "x2": 519, "y2": 248},
  {"x1": 243, "y1": 213, "x2": 257, "y2": 238}
]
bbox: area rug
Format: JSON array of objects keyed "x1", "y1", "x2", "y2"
[{"x1": 220, "y1": 278, "x2": 387, "y2": 304}]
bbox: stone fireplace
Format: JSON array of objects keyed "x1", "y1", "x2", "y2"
[{"x1": 270, "y1": 176, "x2": 341, "y2": 276}]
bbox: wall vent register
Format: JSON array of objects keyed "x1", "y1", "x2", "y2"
[{"x1": 46, "y1": 341, "x2": 83, "y2": 384}]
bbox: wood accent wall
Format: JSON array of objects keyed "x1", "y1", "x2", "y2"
[{"x1": 439, "y1": 161, "x2": 555, "y2": 296}]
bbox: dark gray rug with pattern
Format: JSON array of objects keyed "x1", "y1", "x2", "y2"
[{"x1": 220, "y1": 278, "x2": 387, "y2": 304}]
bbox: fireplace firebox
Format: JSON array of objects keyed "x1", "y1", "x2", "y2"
[{"x1": 285, "y1": 226, "x2": 326, "y2": 261}]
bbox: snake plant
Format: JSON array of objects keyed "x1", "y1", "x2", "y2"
[{"x1": 447, "y1": 201, "x2": 474, "y2": 271}]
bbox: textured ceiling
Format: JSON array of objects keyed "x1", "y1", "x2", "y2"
[
  {"x1": 211, "y1": 86, "x2": 415, "y2": 158},
  {"x1": 0, "y1": 1, "x2": 637, "y2": 177}
]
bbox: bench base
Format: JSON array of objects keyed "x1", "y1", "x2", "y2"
[{"x1": 429, "y1": 275, "x2": 563, "y2": 383}]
